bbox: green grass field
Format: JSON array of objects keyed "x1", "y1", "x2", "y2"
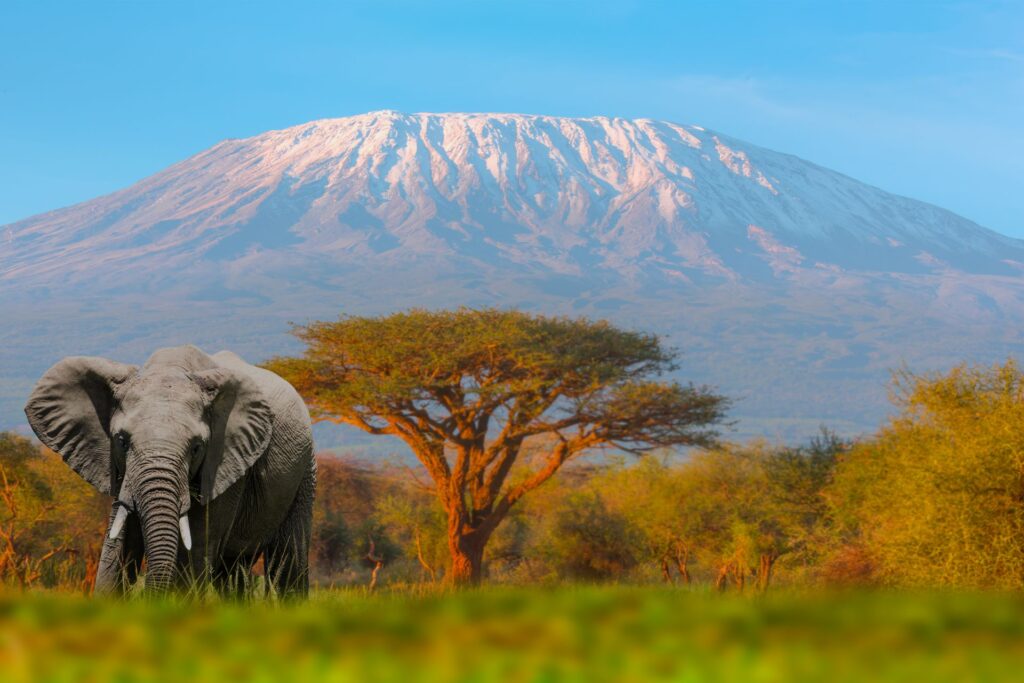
[{"x1": 2, "y1": 587, "x2": 1023, "y2": 683}]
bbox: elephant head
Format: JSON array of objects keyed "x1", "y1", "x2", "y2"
[{"x1": 24, "y1": 346, "x2": 273, "y2": 592}]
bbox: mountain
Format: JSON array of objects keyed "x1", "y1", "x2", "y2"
[{"x1": 3, "y1": 111, "x2": 1023, "y2": 444}]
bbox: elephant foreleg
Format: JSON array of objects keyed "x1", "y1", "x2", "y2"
[
  {"x1": 94, "y1": 504, "x2": 143, "y2": 596},
  {"x1": 94, "y1": 536, "x2": 124, "y2": 595}
]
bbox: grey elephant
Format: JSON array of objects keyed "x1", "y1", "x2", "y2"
[{"x1": 24, "y1": 345, "x2": 316, "y2": 598}]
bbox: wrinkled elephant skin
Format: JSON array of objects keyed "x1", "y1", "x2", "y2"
[{"x1": 24, "y1": 345, "x2": 316, "y2": 598}]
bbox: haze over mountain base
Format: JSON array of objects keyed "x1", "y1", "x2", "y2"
[{"x1": 3, "y1": 112, "x2": 1022, "y2": 445}]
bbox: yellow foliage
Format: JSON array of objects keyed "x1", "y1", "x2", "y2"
[
  {"x1": 0, "y1": 433, "x2": 107, "y2": 590},
  {"x1": 832, "y1": 360, "x2": 1024, "y2": 588}
]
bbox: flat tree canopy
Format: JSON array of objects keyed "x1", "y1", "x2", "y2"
[{"x1": 265, "y1": 308, "x2": 728, "y2": 584}]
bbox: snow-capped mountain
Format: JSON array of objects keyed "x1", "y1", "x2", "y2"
[
  {"x1": 4, "y1": 110, "x2": 1022, "y2": 288},
  {"x1": 3, "y1": 111, "x2": 1023, "y2": 442}
]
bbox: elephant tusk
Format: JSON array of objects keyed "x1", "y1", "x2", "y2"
[
  {"x1": 109, "y1": 504, "x2": 129, "y2": 539},
  {"x1": 179, "y1": 515, "x2": 192, "y2": 551}
]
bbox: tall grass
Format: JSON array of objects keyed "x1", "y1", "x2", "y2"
[{"x1": 1, "y1": 587, "x2": 1023, "y2": 682}]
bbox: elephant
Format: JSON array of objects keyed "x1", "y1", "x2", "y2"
[{"x1": 24, "y1": 345, "x2": 316, "y2": 598}]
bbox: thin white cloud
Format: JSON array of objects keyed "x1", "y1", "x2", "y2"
[
  {"x1": 988, "y1": 49, "x2": 1024, "y2": 63},
  {"x1": 947, "y1": 47, "x2": 1024, "y2": 63},
  {"x1": 660, "y1": 75, "x2": 813, "y2": 123}
]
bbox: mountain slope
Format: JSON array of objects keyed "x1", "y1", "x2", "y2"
[
  {"x1": 5, "y1": 110, "x2": 1022, "y2": 289},
  {"x1": 2, "y1": 111, "x2": 1023, "y2": 443}
]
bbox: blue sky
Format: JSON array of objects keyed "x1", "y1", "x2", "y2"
[{"x1": 1, "y1": 0, "x2": 1021, "y2": 236}]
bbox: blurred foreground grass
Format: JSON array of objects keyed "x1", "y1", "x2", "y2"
[{"x1": 1, "y1": 587, "x2": 1023, "y2": 683}]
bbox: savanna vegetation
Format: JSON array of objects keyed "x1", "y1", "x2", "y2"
[
  {"x1": 0, "y1": 433, "x2": 107, "y2": 591},
  {"x1": 2, "y1": 309, "x2": 1023, "y2": 680},
  {"x1": 5, "y1": 588, "x2": 1024, "y2": 683},
  {"x1": 265, "y1": 309, "x2": 728, "y2": 585},
  {"x1": 1, "y1": 310, "x2": 1023, "y2": 593}
]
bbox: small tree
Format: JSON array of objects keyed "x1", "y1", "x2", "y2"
[
  {"x1": 266, "y1": 308, "x2": 728, "y2": 585},
  {"x1": 590, "y1": 456, "x2": 699, "y2": 584},
  {"x1": 376, "y1": 494, "x2": 448, "y2": 583},
  {"x1": 677, "y1": 444, "x2": 798, "y2": 592},
  {"x1": 541, "y1": 488, "x2": 639, "y2": 581},
  {"x1": 0, "y1": 433, "x2": 107, "y2": 590},
  {"x1": 830, "y1": 360, "x2": 1024, "y2": 589},
  {"x1": 763, "y1": 429, "x2": 845, "y2": 580}
]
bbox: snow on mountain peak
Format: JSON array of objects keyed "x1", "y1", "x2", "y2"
[
  {"x1": 3, "y1": 111, "x2": 1024, "y2": 442},
  {"x1": 2, "y1": 111, "x2": 1021, "y2": 289}
]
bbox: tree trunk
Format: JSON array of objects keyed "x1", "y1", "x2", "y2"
[
  {"x1": 368, "y1": 560, "x2": 383, "y2": 591},
  {"x1": 674, "y1": 545, "x2": 691, "y2": 585},
  {"x1": 676, "y1": 559, "x2": 691, "y2": 585},
  {"x1": 757, "y1": 553, "x2": 777, "y2": 592},
  {"x1": 414, "y1": 530, "x2": 436, "y2": 583},
  {"x1": 714, "y1": 563, "x2": 730, "y2": 592},
  {"x1": 365, "y1": 535, "x2": 386, "y2": 592},
  {"x1": 732, "y1": 564, "x2": 745, "y2": 591},
  {"x1": 448, "y1": 529, "x2": 486, "y2": 586},
  {"x1": 660, "y1": 556, "x2": 673, "y2": 583}
]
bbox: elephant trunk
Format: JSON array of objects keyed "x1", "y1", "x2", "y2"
[{"x1": 132, "y1": 459, "x2": 189, "y2": 594}]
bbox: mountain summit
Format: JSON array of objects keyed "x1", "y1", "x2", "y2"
[
  {"x1": 3, "y1": 111, "x2": 1023, "y2": 440},
  {"x1": 4, "y1": 110, "x2": 1022, "y2": 289}
]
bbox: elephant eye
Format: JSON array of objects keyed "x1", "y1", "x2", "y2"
[
  {"x1": 191, "y1": 441, "x2": 205, "y2": 458},
  {"x1": 116, "y1": 433, "x2": 130, "y2": 451}
]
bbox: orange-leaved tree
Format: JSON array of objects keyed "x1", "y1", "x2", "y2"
[{"x1": 265, "y1": 308, "x2": 728, "y2": 585}]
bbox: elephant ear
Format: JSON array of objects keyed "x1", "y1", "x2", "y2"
[
  {"x1": 192, "y1": 368, "x2": 274, "y2": 504},
  {"x1": 24, "y1": 357, "x2": 137, "y2": 495}
]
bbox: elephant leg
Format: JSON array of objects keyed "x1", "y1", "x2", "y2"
[
  {"x1": 95, "y1": 536, "x2": 125, "y2": 595},
  {"x1": 264, "y1": 459, "x2": 315, "y2": 600},
  {"x1": 180, "y1": 486, "x2": 248, "y2": 594},
  {"x1": 95, "y1": 506, "x2": 143, "y2": 596},
  {"x1": 211, "y1": 554, "x2": 257, "y2": 600}
]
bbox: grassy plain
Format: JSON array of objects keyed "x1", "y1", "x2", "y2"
[{"x1": 1, "y1": 586, "x2": 1022, "y2": 683}]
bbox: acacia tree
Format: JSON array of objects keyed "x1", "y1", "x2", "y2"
[{"x1": 265, "y1": 308, "x2": 728, "y2": 585}]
